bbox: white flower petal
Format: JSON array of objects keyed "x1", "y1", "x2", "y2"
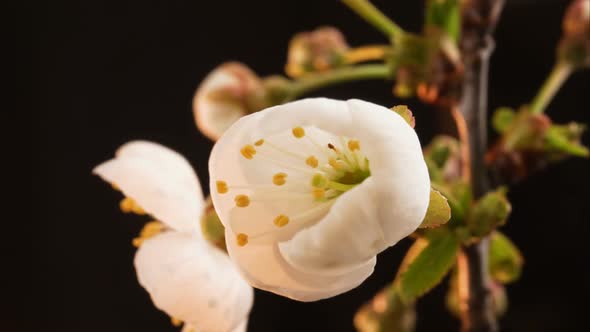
[
  {"x1": 209, "y1": 98, "x2": 430, "y2": 300},
  {"x1": 93, "y1": 141, "x2": 204, "y2": 233},
  {"x1": 225, "y1": 228, "x2": 375, "y2": 302},
  {"x1": 135, "y1": 231, "x2": 254, "y2": 332},
  {"x1": 193, "y1": 62, "x2": 260, "y2": 141}
]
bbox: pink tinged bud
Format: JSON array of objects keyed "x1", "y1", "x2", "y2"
[
  {"x1": 193, "y1": 62, "x2": 264, "y2": 141},
  {"x1": 563, "y1": 0, "x2": 590, "y2": 36},
  {"x1": 286, "y1": 26, "x2": 350, "y2": 78}
]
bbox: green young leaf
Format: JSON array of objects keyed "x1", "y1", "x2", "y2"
[
  {"x1": 391, "y1": 105, "x2": 416, "y2": 128},
  {"x1": 545, "y1": 125, "x2": 589, "y2": 157},
  {"x1": 399, "y1": 231, "x2": 459, "y2": 303},
  {"x1": 489, "y1": 231, "x2": 524, "y2": 284},
  {"x1": 467, "y1": 188, "x2": 512, "y2": 237},
  {"x1": 425, "y1": 0, "x2": 461, "y2": 42},
  {"x1": 419, "y1": 189, "x2": 451, "y2": 228},
  {"x1": 492, "y1": 107, "x2": 516, "y2": 134}
]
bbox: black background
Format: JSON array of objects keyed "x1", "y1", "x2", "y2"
[{"x1": 30, "y1": 0, "x2": 589, "y2": 331}]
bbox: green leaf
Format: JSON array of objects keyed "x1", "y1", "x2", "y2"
[
  {"x1": 425, "y1": 0, "x2": 461, "y2": 42},
  {"x1": 492, "y1": 107, "x2": 516, "y2": 134},
  {"x1": 489, "y1": 231, "x2": 523, "y2": 284},
  {"x1": 399, "y1": 232, "x2": 459, "y2": 302},
  {"x1": 467, "y1": 188, "x2": 511, "y2": 237},
  {"x1": 419, "y1": 189, "x2": 451, "y2": 228},
  {"x1": 391, "y1": 105, "x2": 415, "y2": 128}
]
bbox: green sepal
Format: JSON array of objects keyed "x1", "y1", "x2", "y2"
[
  {"x1": 391, "y1": 105, "x2": 416, "y2": 128},
  {"x1": 489, "y1": 231, "x2": 524, "y2": 284},
  {"x1": 467, "y1": 188, "x2": 511, "y2": 237},
  {"x1": 398, "y1": 231, "x2": 459, "y2": 303},
  {"x1": 544, "y1": 123, "x2": 589, "y2": 157},
  {"x1": 200, "y1": 197, "x2": 227, "y2": 252},
  {"x1": 425, "y1": 0, "x2": 461, "y2": 43},
  {"x1": 419, "y1": 188, "x2": 451, "y2": 228},
  {"x1": 492, "y1": 107, "x2": 516, "y2": 134}
]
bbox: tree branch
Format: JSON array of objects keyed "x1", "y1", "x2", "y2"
[{"x1": 456, "y1": 1, "x2": 506, "y2": 331}]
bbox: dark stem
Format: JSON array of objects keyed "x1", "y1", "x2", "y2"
[{"x1": 457, "y1": 1, "x2": 505, "y2": 331}]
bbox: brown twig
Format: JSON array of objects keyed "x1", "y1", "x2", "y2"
[{"x1": 455, "y1": 0, "x2": 506, "y2": 331}]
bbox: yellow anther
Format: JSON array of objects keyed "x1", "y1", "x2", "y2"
[
  {"x1": 329, "y1": 158, "x2": 344, "y2": 170},
  {"x1": 171, "y1": 317, "x2": 182, "y2": 327},
  {"x1": 236, "y1": 233, "x2": 249, "y2": 246},
  {"x1": 240, "y1": 144, "x2": 256, "y2": 159},
  {"x1": 254, "y1": 139, "x2": 265, "y2": 146},
  {"x1": 272, "y1": 172, "x2": 288, "y2": 186},
  {"x1": 292, "y1": 126, "x2": 305, "y2": 138},
  {"x1": 312, "y1": 188, "x2": 325, "y2": 199},
  {"x1": 234, "y1": 194, "x2": 250, "y2": 207},
  {"x1": 306, "y1": 156, "x2": 319, "y2": 168},
  {"x1": 132, "y1": 221, "x2": 164, "y2": 247},
  {"x1": 273, "y1": 214, "x2": 290, "y2": 227},
  {"x1": 119, "y1": 197, "x2": 146, "y2": 215},
  {"x1": 348, "y1": 140, "x2": 360, "y2": 151},
  {"x1": 311, "y1": 173, "x2": 327, "y2": 187},
  {"x1": 216, "y1": 181, "x2": 228, "y2": 194}
]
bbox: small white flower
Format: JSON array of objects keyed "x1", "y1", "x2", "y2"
[
  {"x1": 193, "y1": 62, "x2": 264, "y2": 141},
  {"x1": 209, "y1": 98, "x2": 431, "y2": 301},
  {"x1": 94, "y1": 141, "x2": 253, "y2": 332}
]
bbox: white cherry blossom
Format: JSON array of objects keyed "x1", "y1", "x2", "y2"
[
  {"x1": 94, "y1": 141, "x2": 253, "y2": 332},
  {"x1": 209, "y1": 98, "x2": 431, "y2": 301}
]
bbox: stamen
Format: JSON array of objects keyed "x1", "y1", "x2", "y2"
[
  {"x1": 216, "y1": 180, "x2": 229, "y2": 194},
  {"x1": 311, "y1": 173, "x2": 328, "y2": 187},
  {"x1": 292, "y1": 127, "x2": 305, "y2": 138},
  {"x1": 234, "y1": 194, "x2": 250, "y2": 207},
  {"x1": 311, "y1": 173, "x2": 359, "y2": 192},
  {"x1": 120, "y1": 197, "x2": 146, "y2": 215},
  {"x1": 236, "y1": 233, "x2": 249, "y2": 246},
  {"x1": 312, "y1": 188, "x2": 326, "y2": 199},
  {"x1": 273, "y1": 214, "x2": 290, "y2": 227},
  {"x1": 329, "y1": 158, "x2": 346, "y2": 170},
  {"x1": 306, "y1": 156, "x2": 319, "y2": 168},
  {"x1": 348, "y1": 140, "x2": 360, "y2": 151},
  {"x1": 240, "y1": 144, "x2": 256, "y2": 159},
  {"x1": 254, "y1": 139, "x2": 265, "y2": 146},
  {"x1": 171, "y1": 317, "x2": 182, "y2": 327},
  {"x1": 272, "y1": 172, "x2": 288, "y2": 186},
  {"x1": 264, "y1": 140, "x2": 308, "y2": 160},
  {"x1": 132, "y1": 221, "x2": 164, "y2": 247},
  {"x1": 256, "y1": 151, "x2": 324, "y2": 175}
]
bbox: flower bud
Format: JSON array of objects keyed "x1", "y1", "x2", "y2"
[
  {"x1": 285, "y1": 26, "x2": 349, "y2": 78},
  {"x1": 467, "y1": 189, "x2": 511, "y2": 237},
  {"x1": 559, "y1": 0, "x2": 590, "y2": 68},
  {"x1": 354, "y1": 289, "x2": 416, "y2": 332},
  {"x1": 487, "y1": 108, "x2": 588, "y2": 183},
  {"x1": 193, "y1": 62, "x2": 278, "y2": 141},
  {"x1": 563, "y1": 0, "x2": 589, "y2": 36}
]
